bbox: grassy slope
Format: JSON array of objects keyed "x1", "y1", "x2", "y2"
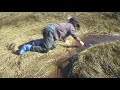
[
  {"x1": 0, "y1": 12, "x2": 120, "y2": 78},
  {"x1": 72, "y1": 41, "x2": 120, "y2": 78}
]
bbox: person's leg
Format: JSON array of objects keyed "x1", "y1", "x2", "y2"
[
  {"x1": 31, "y1": 36, "x2": 56, "y2": 53},
  {"x1": 43, "y1": 33, "x2": 56, "y2": 50},
  {"x1": 19, "y1": 43, "x2": 49, "y2": 55},
  {"x1": 19, "y1": 25, "x2": 57, "y2": 55},
  {"x1": 18, "y1": 39, "x2": 44, "y2": 55},
  {"x1": 43, "y1": 26, "x2": 57, "y2": 49},
  {"x1": 50, "y1": 41, "x2": 56, "y2": 50},
  {"x1": 18, "y1": 37, "x2": 55, "y2": 55},
  {"x1": 31, "y1": 45, "x2": 49, "y2": 53},
  {"x1": 19, "y1": 44, "x2": 32, "y2": 55}
]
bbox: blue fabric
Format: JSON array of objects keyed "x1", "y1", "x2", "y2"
[
  {"x1": 25, "y1": 39, "x2": 43, "y2": 46},
  {"x1": 47, "y1": 24, "x2": 55, "y2": 31},
  {"x1": 19, "y1": 44, "x2": 32, "y2": 55}
]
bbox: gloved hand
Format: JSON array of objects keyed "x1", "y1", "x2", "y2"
[{"x1": 19, "y1": 44, "x2": 32, "y2": 55}]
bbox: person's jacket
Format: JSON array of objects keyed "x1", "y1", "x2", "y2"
[{"x1": 54, "y1": 22, "x2": 81, "y2": 42}]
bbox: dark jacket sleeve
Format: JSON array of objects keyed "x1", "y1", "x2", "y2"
[{"x1": 69, "y1": 24, "x2": 81, "y2": 42}]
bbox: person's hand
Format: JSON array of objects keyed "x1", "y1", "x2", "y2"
[{"x1": 80, "y1": 40, "x2": 84, "y2": 46}]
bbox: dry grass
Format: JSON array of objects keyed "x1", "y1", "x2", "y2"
[
  {"x1": 0, "y1": 12, "x2": 120, "y2": 78},
  {"x1": 72, "y1": 41, "x2": 120, "y2": 78}
]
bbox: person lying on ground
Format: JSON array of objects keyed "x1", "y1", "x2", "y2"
[{"x1": 18, "y1": 16, "x2": 84, "y2": 55}]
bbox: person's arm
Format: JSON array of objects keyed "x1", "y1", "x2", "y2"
[{"x1": 69, "y1": 24, "x2": 84, "y2": 46}]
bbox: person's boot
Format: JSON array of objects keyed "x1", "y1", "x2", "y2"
[{"x1": 19, "y1": 44, "x2": 32, "y2": 55}]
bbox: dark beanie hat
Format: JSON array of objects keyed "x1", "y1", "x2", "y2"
[{"x1": 68, "y1": 16, "x2": 80, "y2": 28}]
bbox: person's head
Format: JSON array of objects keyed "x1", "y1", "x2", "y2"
[{"x1": 68, "y1": 16, "x2": 80, "y2": 29}]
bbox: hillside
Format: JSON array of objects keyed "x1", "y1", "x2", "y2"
[
  {"x1": 0, "y1": 12, "x2": 120, "y2": 78},
  {"x1": 71, "y1": 41, "x2": 120, "y2": 78}
]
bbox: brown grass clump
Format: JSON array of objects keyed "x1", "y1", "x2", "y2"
[{"x1": 72, "y1": 41, "x2": 120, "y2": 78}]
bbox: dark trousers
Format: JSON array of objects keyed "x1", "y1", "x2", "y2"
[
  {"x1": 31, "y1": 25, "x2": 56, "y2": 53},
  {"x1": 31, "y1": 36, "x2": 56, "y2": 53}
]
